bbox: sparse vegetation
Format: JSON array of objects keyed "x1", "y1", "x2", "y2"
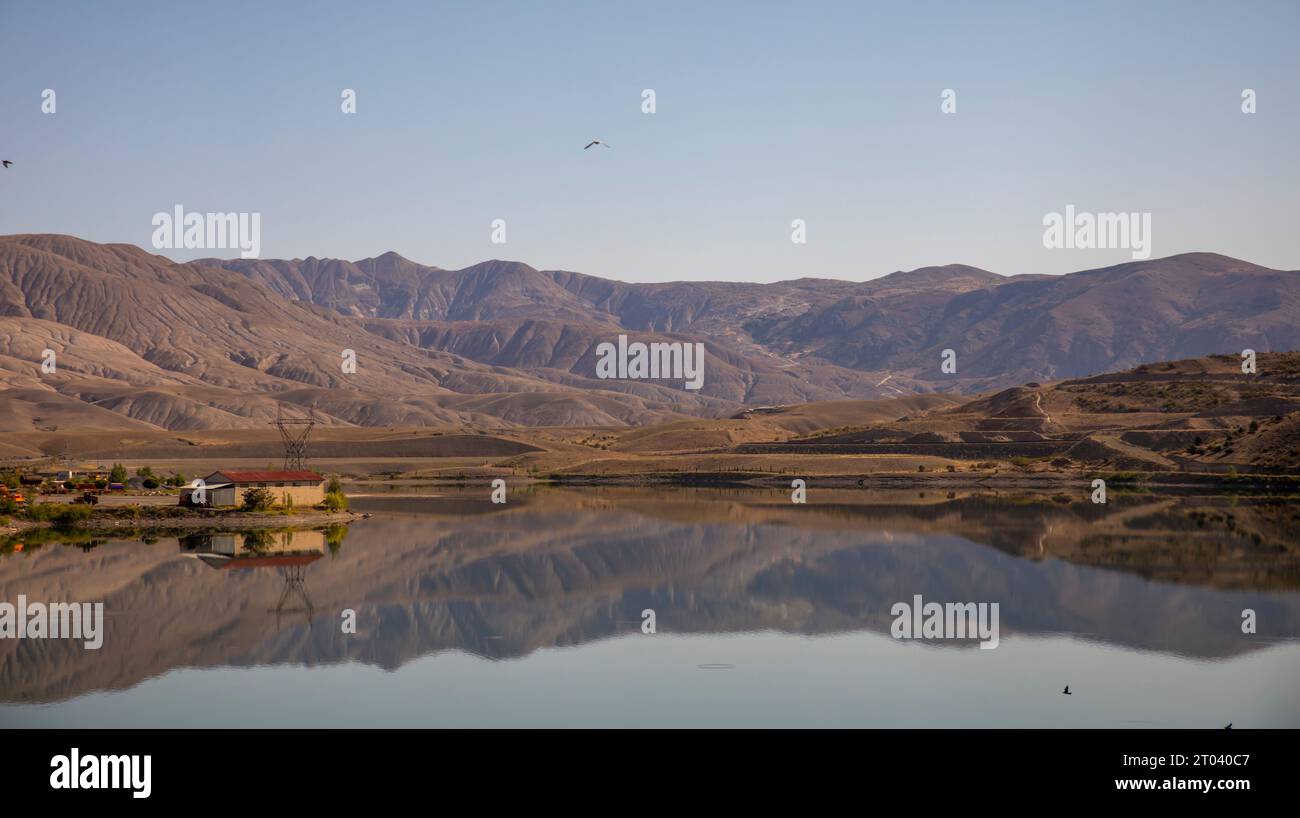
[
  {"x1": 322, "y1": 475, "x2": 348, "y2": 511},
  {"x1": 242, "y1": 487, "x2": 275, "y2": 512},
  {"x1": 25, "y1": 503, "x2": 93, "y2": 526}
]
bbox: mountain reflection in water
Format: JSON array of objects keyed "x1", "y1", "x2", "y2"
[{"x1": 1, "y1": 487, "x2": 1297, "y2": 727}]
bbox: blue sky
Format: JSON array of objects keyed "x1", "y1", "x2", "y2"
[{"x1": 2, "y1": 0, "x2": 1297, "y2": 281}]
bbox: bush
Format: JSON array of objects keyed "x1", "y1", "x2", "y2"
[
  {"x1": 26, "y1": 503, "x2": 93, "y2": 526},
  {"x1": 110, "y1": 463, "x2": 128, "y2": 483},
  {"x1": 324, "y1": 523, "x2": 348, "y2": 555},
  {"x1": 142, "y1": 478, "x2": 160, "y2": 490},
  {"x1": 242, "y1": 487, "x2": 275, "y2": 511},
  {"x1": 322, "y1": 491, "x2": 348, "y2": 511}
]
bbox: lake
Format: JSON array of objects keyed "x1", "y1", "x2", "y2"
[{"x1": 2, "y1": 486, "x2": 1298, "y2": 727}]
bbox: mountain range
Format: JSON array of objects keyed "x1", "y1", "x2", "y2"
[{"x1": 2, "y1": 233, "x2": 1297, "y2": 432}]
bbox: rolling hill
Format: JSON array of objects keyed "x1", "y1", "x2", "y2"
[{"x1": 3, "y1": 233, "x2": 1299, "y2": 435}]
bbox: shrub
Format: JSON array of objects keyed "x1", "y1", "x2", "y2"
[
  {"x1": 26, "y1": 503, "x2": 93, "y2": 526},
  {"x1": 242, "y1": 487, "x2": 275, "y2": 511},
  {"x1": 322, "y1": 491, "x2": 348, "y2": 511},
  {"x1": 110, "y1": 463, "x2": 128, "y2": 483}
]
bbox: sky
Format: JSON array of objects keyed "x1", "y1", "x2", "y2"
[{"x1": 2, "y1": 0, "x2": 1298, "y2": 282}]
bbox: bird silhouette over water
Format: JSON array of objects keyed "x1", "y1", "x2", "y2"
[
  {"x1": 1062, "y1": 686, "x2": 1072, "y2": 695},
  {"x1": 583, "y1": 140, "x2": 611, "y2": 150}
]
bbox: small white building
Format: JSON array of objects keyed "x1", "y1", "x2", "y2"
[{"x1": 179, "y1": 479, "x2": 236, "y2": 508}]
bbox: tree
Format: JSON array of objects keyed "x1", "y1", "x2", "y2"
[
  {"x1": 242, "y1": 487, "x2": 274, "y2": 511},
  {"x1": 135, "y1": 466, "x2": 155, "y2": 479},
  {"x1": 109, "y1": 463, "x2": 128, "y2": 483},
  {"x1": 323, "y1": 474, "x2": 348, "y2": 511}
]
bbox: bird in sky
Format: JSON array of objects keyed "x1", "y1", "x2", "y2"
[
  {"x1": 1062, "y1": 686, "x2": 1072, "y2": 695},
  {"x1": 2, "y1": 161, "x2": 11, "y2": 168},
  {"x1": 583, "y1": 140, "x2": 611, "y2": 150},
  {"x1": 1224, "y1": 723, "x2": 1232, "y2": 729}
]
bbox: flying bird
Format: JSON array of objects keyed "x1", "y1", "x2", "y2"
[
  {"x1": 1224, "y1": 723, "x2": 1232, "y2": 729},
  {"x1": 2, "y1": 161, "x2": 11, "y2": 168},
  {"x1": 1062, "y1": 686, "x2": 1072, "y2": 695},
  {"x1": 583, "y1": 140, "x2": 611, "y2": 150}
]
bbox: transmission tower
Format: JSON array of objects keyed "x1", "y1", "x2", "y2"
[
  {"x1": 271, "y1": 404, "x2": 315, "y2": 470},
  {"x1": 273, "y1": 564, "x2": 315, "y2": 629}
]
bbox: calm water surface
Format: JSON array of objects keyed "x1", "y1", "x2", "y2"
[{"x1": 2, "y1": 487, "x2": 1298, "y2": 727}]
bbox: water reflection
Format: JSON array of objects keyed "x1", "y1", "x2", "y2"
[
  {"x1": 179, "y1": 530, "x2": 333, "y2": 626},
  {"x1": 1, "y1": 488, "x2": 1298, "y2": 724}
]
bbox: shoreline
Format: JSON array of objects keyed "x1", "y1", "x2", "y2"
[{"x1": 3, "y1": 509, "x2": 358, "y2": 537}]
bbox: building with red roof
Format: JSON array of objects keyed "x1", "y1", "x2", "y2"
[{"x1": 180, "y1": 470, "x2": 326, "y2": 508}]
